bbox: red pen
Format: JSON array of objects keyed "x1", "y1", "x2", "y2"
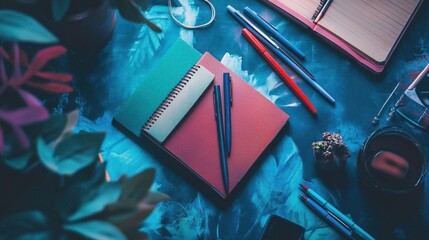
[{"x1": 242, "y1": 28, "x2": 317, "y2": 115}]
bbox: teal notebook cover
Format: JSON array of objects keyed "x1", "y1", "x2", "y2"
[{"x1": 114, "y1": 38, "x2": 203, "y2": 138}]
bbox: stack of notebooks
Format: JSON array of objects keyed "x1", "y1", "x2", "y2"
[
  {"x1": 113, "y1": 38, "x2": 289, "y2": 200},
  {"x1": 259, "y1": 0, "x2": 424, "y2": 73}
]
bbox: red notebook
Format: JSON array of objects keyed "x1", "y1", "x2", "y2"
[
  {"x1": 164, "y1": 53, "x2": 289, "y2": 198},
  {"x1": 113, "y1": 40, "x2": 289, "y2": 201},
  {"x1": 259, "y1": 0, "x2": 424, "y2": 73}
]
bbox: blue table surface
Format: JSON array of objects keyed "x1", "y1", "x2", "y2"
[{"x1": 64, "y1": 0, "x2": 429, "y2": 239}]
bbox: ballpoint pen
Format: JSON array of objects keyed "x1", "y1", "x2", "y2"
[
  {"x1": 243, "y1": 6, "x2": 305, "y2": 60},
  {"x1": 227, "y1": 5, "x2": 313, "y2": 80},
  {"x1": 300, "y1": 195, "x2": 354, "y2": 239},
  {"x1": 223, "y1": 72, "x2": 232, "y2": 156},
  {"x1": 242, "y1": 28, "x2": 317, "y2": 115},
  {"x1": 213, "y1": 85, "x2": 229, "y2": 193},
  {"x1": 227, "y1": 5, "x2": 335, "y2": 104},
  {"x1": 300, "y1": 184, "x2": 375, "y2": 240}
]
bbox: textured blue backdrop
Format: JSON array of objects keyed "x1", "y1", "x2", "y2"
[{"x1": 60, "y1": 0, "x2": 429, "y2": 239}]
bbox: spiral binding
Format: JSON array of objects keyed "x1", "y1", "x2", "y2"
[
  {"x1": 141, "y1": 65, "x2": 201, "y2": 132},
  {"x1": 312, "y1": 0, "x2": 328, "y2": 21}
]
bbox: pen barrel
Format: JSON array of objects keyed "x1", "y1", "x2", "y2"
[
  {"x1": 307, "y1": 189, "x2": 374, "y2": 240},
  {"x1": 243, "y1": 28, "x2": 317, "y2": 115},
  {"x1": 213, "y1": 85, "x2": 229, "y2": 193},
  {"x1": 303, "y1": 198, "x2": 353, "y2": 239},
  {"x1": 223, "y1": 73, "x2": 232, "y2": 156},
  {"x1": 243, "y1": 7, "x2": 305, "y2": 59}
]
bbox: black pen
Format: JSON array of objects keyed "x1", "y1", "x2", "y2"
[
  {"x1": 223, "y1": 73, "x2": 232, "y2": 156},
  {"x1": 213, "y1": 85, "x2": 229, "y2": 193}
]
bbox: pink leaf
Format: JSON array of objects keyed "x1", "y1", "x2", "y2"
[
  {"x1": 0, "y1": 105, "x2": 48, "y2": 126},
  {"x1": 18, "y1": 89, "x2": 45, "y2": 107},
  {"x1": 35, "y1": 72, "x2": 73, "y2": 82},
  {"x1": 26, "y1": 81, "x2": 73, "y2": 93},
  {"x1": 17, "y1": 45, "x2": 67, "y2": 85}
]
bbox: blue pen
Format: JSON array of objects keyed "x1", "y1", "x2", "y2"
[
  {"x1": 300, "y1": 195, "x2": 355, "y2": 239},
  {"x1": 213, "y1": 85, "x2": 229, "y2": 193},
  {"x1": 223, "y1": 73, "x2": 232, "y2": 156},
  {"x1": 227, "y1": 5, "x2": 335, "y2": 104},
  {"x1": 227, "y1": 5, "x2": 313, "y2": 80},
  {"x1": 300, "y1": 184, "x2": 375, "y2": 240},
  {"x1": 244, "y1": 6, "x2": 305, "y2": 60}
]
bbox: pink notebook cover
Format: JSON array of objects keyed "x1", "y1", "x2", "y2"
[
  {"x1": 262, "y1": 0, "x2": 424, "y2": 73},
  {"x1": 163, "y1": 53, "x2": 289, "y2": 198}
]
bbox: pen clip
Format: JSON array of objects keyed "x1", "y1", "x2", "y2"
[
  {"x1": 228, "y1": 74, "x2": 233, "y2": 106},
  {"x1": 213, "y1": 88, "x2": 217, "y2": 120}
]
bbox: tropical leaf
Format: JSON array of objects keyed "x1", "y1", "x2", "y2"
[
  {"x1": 119, "y1": 168, "x2": 155, "y2": 203},
  {"x1": 0, "y1": 10, "x2": 58, "y2": 43},
  {"x1": 63, "y1": 220, "x2": 126, "y2": 240},
  {"x1": 52, "y1": 0, "x2": 71, "y2": 22},
  {"x1": 37, "y1": 132, "x2": 105, "y2": 175},
  {"x1": 113, "y1": 0, "x2": 161, "y2": 32},
  {"x1": 0, "y1": 211, "x2": 51, "y2": 239},
  {"x1": 18, "y1": 45, "x2": 67, "y2": 85},
  {"x1": 67, "y1": 181, "x2": 122, "y2": 222},
  {"x1": 128, "y1": 6, "x2": 170, "y2": 72}
]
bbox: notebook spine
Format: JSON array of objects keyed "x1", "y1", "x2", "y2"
[
  {"x1": 312, "y1": 0, "x2": 328, "y2": 21},
  {"x1": 142, "y1": 65, "x2": 201, "y2": 132}
]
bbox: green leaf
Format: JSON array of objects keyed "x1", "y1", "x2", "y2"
[
  {"x1": 63, "y1": 220, "x2": 126, "y2": 240},
  {"x1": 119, "y1": 168, "x2": 155, "y2": 203},
  {"x1": 0, "y1": 10, "x2": 58, "y2": 43},
  {"x1": 52, "y1": 0, "x2": 71, "y2": 22},
  {"x1": 0, "y1": 211, "x2": 51, "y2": 239},
  {"x1": 67, "y1": 182, "x2": 122, "y2": 221},
  {"x1": 3, "y1": 152, "x2": 32, "y2": 170},
  {"x1": 38, "y1": 132, "x2": 105, "y2": 175}
]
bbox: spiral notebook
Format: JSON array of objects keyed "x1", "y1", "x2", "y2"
[
  {"x1": 114, "y1": 40, "x2": 215, "y2": 143},
  {"x1": 113, "y1": 38, "x2": 289, "y2": 201},
  {"x1": 259, "y1": 0, "x2": 424, "y2": 73}
]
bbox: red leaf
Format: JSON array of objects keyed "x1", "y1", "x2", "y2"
[
  {"x1": 26, "y1": 81, "x2": 73, "y2": 93},
  {"x1": 18, "y1": 45, "x2": 67, "y2": 85},
  {"x1": 36, "y1": 72, "x2": 73, "y2": 82},
  {"x1": 12, "y1": 43, "x2": 21, "y2": 79},
  {"x1": 19, "y1": 46, "x2": 29, "y2": 66}
]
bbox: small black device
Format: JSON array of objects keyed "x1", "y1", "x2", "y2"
[{"x1": 260, "y1": 214, "x2": 306, "y2": 240}]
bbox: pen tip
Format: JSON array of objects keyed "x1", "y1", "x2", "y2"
[
  {"x1": 299, "y1": 184, "x2": 309, "y2": 191},
  {"x1": 299, "y1": 194, "x2": 307, "y2": 201}
]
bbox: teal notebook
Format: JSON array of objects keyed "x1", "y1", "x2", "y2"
[{"x1": 114, "y1": 39, "x2": 215, "y2": 142}]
